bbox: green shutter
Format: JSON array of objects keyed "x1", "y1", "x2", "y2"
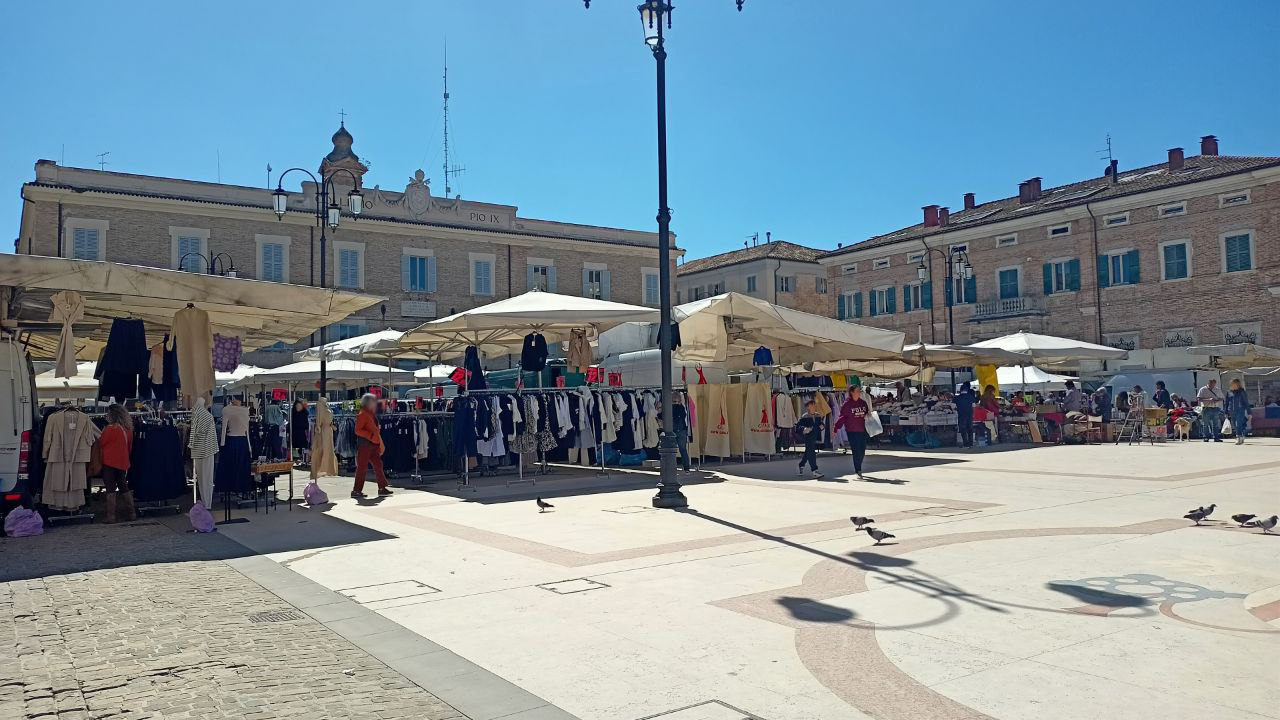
[
  {"x1": 922, "y1": 282, "x2": 932, "y2": 308},
  {"x1": 885, "y1": 289, "x2": 896, "y2": 314},
  {"x1": 964, "y1": 275, "x2": 977, "y2": 304},
  {"x1": 401, "y1": 255, "x2": 411, "y2": 290},
  {"x1": 868, "y1": 291, "x2": 878, "y2": 317},
  {"x1": 1125, "y1": 249, "x2": 1140, "y2": 284},
  {"x1": 1096, "y1": 255, "x2": 1110, "y2": 289},
  {"x1": 836, "y1": 294, "x2": 846, "y2": 320},
  {"x1": 427, "y1": 256, "x2": 437, "y2": 292},
  {"x1": 902, "y1": 285, "x2": 912, "y2": 312},
  {"x1": 527, "y1": 264, "x2": 536, "y2": 291},
  {"x1": 1066, "y1": 258, "x2": 1081, "y2": 291},
  {"x1": 1042, "y1": 263, "x2": 1053, "y2": 296},
  {"x1": 853, "y1": 292, "x2": 863, "y2": 318}
]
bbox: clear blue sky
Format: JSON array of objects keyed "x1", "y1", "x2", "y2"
[{"x1": 3, "y1": 1, "x2": 1277, "y2": 259}]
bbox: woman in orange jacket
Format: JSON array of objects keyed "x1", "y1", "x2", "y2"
[
  {"x1": 352, "y1": 394, "x2": 391, "y2": 499},
  {"x1": 99, "y1": 403, "x2": 136, "y2": 522}
]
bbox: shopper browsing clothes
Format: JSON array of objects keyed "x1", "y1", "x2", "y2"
[
  {"x1": 99, "y1": 404, "x2": 136, "y2": 523},
  {"x1": 352, "y1": 394, "x2": 391, "y2": 499},
  {"x1": 1196, "y1": 378, "x2": 1225, "y2": 442},
  {"x1": 795, "y1": 400, "x2": 825, "y2": 479},
  {"x1": 1226, "y1": 379, "x2": 1252, "y2": 445},
  {"x1": 833, "y1": 386, "x2": 871, "y2": 480},
  {"x1": 955, "y1": 383, "x2": 975, "y2": 448}
]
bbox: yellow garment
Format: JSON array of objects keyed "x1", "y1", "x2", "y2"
[
  {"x1": 310, "y1": 399, "x2": 339, "y2": 479},
  {"x1": 168, "y1": 306, "x2": 215, "y2": 409},
  {"x1": 975, "y1": 364, "x2": 999, "y2": 394},
  {"x1": 743, "y1": 383, "x2": 774, "y2": 455},
  {"x1": 830, "y1": 373, "x2": 848, "y2": 389},
  {"x1": 687, "y1": 384, "x2": 704, "y2": 459},
  {"x1": 812, "y1": 391, "x2": 832, "y2": 417},
  {"x1": 702, "y1": 384, "x2": 730, "y2": 458}
]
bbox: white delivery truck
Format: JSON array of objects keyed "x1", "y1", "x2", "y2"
[{"x1": 0, "y1": 332, "x2": 39, "y2": 521}]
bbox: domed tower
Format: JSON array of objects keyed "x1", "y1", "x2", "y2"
[{"x1": 319, "y1": 121, "x2": 368, "y2": 189}]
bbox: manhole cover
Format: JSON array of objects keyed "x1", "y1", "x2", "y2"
[
  {"x1": 248, "y1": 609, "x2": 304, "y2": 623},
  {"x1": 537, "y1": 578, "x2": 610, "y2": 595}
]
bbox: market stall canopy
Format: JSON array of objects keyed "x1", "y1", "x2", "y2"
[
  {"x1": 399, "y1": 290, "x2": 660, "y2": 357},
  {"x1": 0, "y1": 255, "x2": 383, "y2": 359},
  {"x1": 995, "y1": 365, "x2": 1075, "y2": 392},
  {"x1": 228, "y1": 360, "x2": 414, "y2": 390},
  {"x1": 215, "y1": 364, "x2": 264, "y2": 388},
  {"x1": 791, "y1": 344, "x2": 1030, "y2": 379},
  {"x1": 294, "y1": 329, "x2": 438, "y2": 362},
  {"x1": 666, "y1": 293, "x2": 905, "y2": 370},
  {"x1": 969, "y1": 331, "x2": 1126, "y2": 367},
  {"x1": 35, "y1": 362, "x2": 98, "y2": 399},
  {"x1": 1185, "y1": 343, "x2": 1280, "y2": 371},
  {"x1": 414, "y1": 364, "x2": 458, "y2": 380}
]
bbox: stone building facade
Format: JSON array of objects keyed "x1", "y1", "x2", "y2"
[
  {"x1": 16, "y1": 125, "x2": 677, "y2": 365},
  {"x1": 675, "y1": 239, "x2": 828, "y2": 315},
  {"x1": 819, "y1": 136, "x2": 1280, "y2": 357}
]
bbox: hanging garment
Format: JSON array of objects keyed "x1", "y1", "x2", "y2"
[
  {"x1": 752, "y1": 347, "x2": 774, "y2": 366},
  {"x1": 573, "y1": 389, "x2": 597, "y2": 449},
  {"x1": 97, "y1": 318, "x2": 149, "y2": 401},
  {"x1": 555, "y1": 394, "x2": 572, "y2": 438},
  {"x1": 744, "y1": 383, "x2": 774, "y2": 455},
  {"x1": 477, "y1": 398, "x2": 507, "y2": 457},
  {"x1": 189, "y1": 404, "x2": 218, "y2": 460},
  {"x1": 641, "y1": 391, "x2": 660, "y2": 448},
  {"x1": 49, "y1": 290, "x2": 84, "y2": 379},
  {"x1": 291, "y1": 406, "x2": 310, "y2": 450},
  {"x1": 703, "y1": 384, "x2": 731, "y2": 458},
  {"x1": 813, "y1": 391, "x2": 832, "y2": 417},
  {"x1": 464, "y1": 346, "x2": 488, "y2": 390},
  {"x1": 214, "y1": 435, "x2": 252, "y2": 494},
  {"x1": 567, "y1": 329, "x2": 592, "y2": 373},
  {"x1": 221, "y1": 405, "x2": 251, "y2": 446},
  {"x1": 41, "y1": 408, "x2": 99, "y2": 511},
  {"x1": 520, "y1": 333, "x2": 548, "y2": 372},
  {"x1": 773, "y1": 393, "x2": 797, "y2": 429},
  {"x1": 452, "y1": 398, "x2": 478, "y2": 458},
  {"x1": 211, "y1": 334, "x2": 242, "y2": 372},
  {"x1": 726, "y1": 383, "x2": 747, "y2": 457},
  {"x1": 168, "y1": 306, "x2": 215, "y2": 408},
  {"x1": 830, "y1": 373, "x2": 848, "y2": 390},
  {"x1": 310, "y1": 400, "x2": 339, "y2": 479},
  {"x1": 129, "y1": 423, "x2": 188, "y2": 502}
]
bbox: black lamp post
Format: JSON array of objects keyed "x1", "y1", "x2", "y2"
[
  {"x1": 585, "y1": 0, "x2": 742, "y2": 509},
  {"x1": 272, "y1": 167, "x2": 363, "y2": 396},
  {"x1": 917, "y1": 249, "x2": 973, "y2": 389},
  {"x1": 178, "y1": 251, "x2": 237, "y2": 277}
]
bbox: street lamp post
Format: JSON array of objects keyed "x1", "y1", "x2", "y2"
[
  {"x1": 918, "y1": 249, "x2": 973, "y2": 389},
  {"x1": 586, "y1": 0, "x2": 743, "y2": 509},
  {"x1": 272, "y1": 167, "x2": 363, "y2": 396}
]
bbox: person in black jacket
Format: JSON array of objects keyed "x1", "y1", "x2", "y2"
[{"x1": 795, "y1": 400, "x2": 825, "y2": 479}]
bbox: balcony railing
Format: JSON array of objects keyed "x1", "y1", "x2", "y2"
[{"x1": 969, "y1": 296, "x2": 1046, "y2": 321}]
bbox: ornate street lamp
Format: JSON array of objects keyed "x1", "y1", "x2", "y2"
[{"x1": 918, "y1": 247, "x2": 974, "y2": 389}]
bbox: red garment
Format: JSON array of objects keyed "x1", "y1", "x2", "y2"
[
  {"x1": 355, "y1": 409, "x2": 383, "y2": 450},
  {"x1": 100, "y1": 424, "x2": 133, "y2": 472},
  {"x1": 353, "y1": 441, "x2": 386, "y2": 493},
  {"x1": 833, "y1": 397, "x2": 870, "y2": 434}
]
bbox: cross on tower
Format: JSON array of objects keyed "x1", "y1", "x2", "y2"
[{"x1": 339, "y1": 108, "x2": 347, "y2": 126}]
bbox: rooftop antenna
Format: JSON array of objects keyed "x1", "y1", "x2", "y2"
[
  {"x1": 216, "y1": 148, "x2": 222, "y2": 183},
  {"x1": 746, "y1": 232, "x2": 758, "y2": 247},
  {"x1": 1097, "y1": 133, "x2": 1114, "y2": 165},
  {"x1": 442, "y1": 40, "x2": 465, "y2": 196},
  {"x1": 95, "y1": 151, "x2": 110, "y2": 171}
]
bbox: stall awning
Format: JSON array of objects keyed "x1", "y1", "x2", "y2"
[
  {"x1": 228, "y1": 360, "x2": 414, "y2": 390},
  {"x1": 0, "y1": 255, "x2": 384, "y2": 359},
  {"x1": 1185, "y1": 343, "x2": 1280, "y2": 371},
  {"x1": 294, "y1": 329, "x2": 438, "y2": 362}
]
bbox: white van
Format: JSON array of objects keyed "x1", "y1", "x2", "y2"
[{"x1": 0, "y1": 333, "x2": 38, "y2": 519}]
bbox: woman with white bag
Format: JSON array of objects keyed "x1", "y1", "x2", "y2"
[{"x1": 833, "y1": 385, "x2": 875, "y2": 480}]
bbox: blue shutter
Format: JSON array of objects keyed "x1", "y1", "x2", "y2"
[
  {"x1": 922, "y1": 281, "x2": 932, "y2": 308},
  {"x1": 401, "y1": 255, "x2": 411, "y2": 290},
  {"x1": 837, "y1": 294, "x2": 846, "y2": 320},
  {"x1": 1042, "y1": 263, "x2": 1053, "y2": 295},
  {"x1": 1124, "y1": 249, "x2": 1140, "y2": 284},
  {"x1": 853, "y1": 292, "x2": 863, "y2": 318},
  {"x1": 582, "y1": 268, "x2": 591, "y2": 297},
  {"x1": 868, "y1": 291, "x2": 878, "y2": 317},
  {"x1": 964, "y1": 275, "x2": 977, "y2": 304},
  {"x1": 527, "y1": 264, "x2": 536, "y2": 291},
  {"x1": 548, "y1": 265, "x2": 557, "y2": 292},
  {"x1": 1066, "y1": 259, "x2": 1081, "y2": 291},
  {"x1": 428, "y1": 256, "x2": 437, "y2": 292},
  {"x1": 885, "y1": 289, "x2": 896, "y2": 314},
  {"x1": 902, "y1": 285, "x2": 912, "y2": 312},
  {"x1": 601, "y1": 270, "x2": 612, "y2": 300},
  {"x1": 944, "y1": 279, "x2": 953, "y2": 306},
  {"x1": 1096, "y1": 255, "x2": 1110, "y2": 289}
]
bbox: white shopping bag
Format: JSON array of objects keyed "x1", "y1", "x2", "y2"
[
  {"x1": 865, "y1": 410, "x2": 884, "y2": 438},
  {"x1": 1221, "y1": 418, "x2": 1233, "y2": 435}
]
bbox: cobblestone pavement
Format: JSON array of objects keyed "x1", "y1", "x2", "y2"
[{"x1": 0, "y1": 521, "x2": 467, "y2": 720}]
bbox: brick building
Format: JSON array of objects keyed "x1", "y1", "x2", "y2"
[
  {"x1": 819, "y1": 135, "x2": 1279, "y2": 358},
  {"x1": 16, "y1": 125, "x2": 677, "y2": 365},
  {"x1": 675, "y1": 238, "x2": 828, "y2": 315}
]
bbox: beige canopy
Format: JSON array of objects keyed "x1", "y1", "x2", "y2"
[
  {"x1": 793, "y1": 343, "x2": 1032, "y2": 379},
  {"x1": 0, "y1": 255, "x2": 383, "y2": 359},
  {"x1": 670, "y1": 293, "x2": 905, "y2": 371},
  {"x1": 1186, "y1": 343, "x2": 1280, "y2": 371}
]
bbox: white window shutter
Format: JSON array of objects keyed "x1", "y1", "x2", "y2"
[
  {"x1": 427, "y1": 257, "x2": 437, "y2": 292},
  {"x1": 601, "y1": 270, "x2": 611, "y2": 300},
  {"x1": 401, "y1": 255, "x2": 411, "y2": 290},
  {"x1": 582, "y1": 269, "x2": 590, "y2": 297},
  {"x1": 548, "y1": 266, "x2": 557, "y2": 292},
  {"x1": 526, "y1": 264, "x2": 535, "y2": 291}
]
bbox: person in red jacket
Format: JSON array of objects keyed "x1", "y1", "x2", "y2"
[
  {"x1": 99, "y1": 403, "x2": 136, "y2": 522},
  {"x1": 352, "y1": 393, "x2": 391, "y2": 499},
  {"x1": 833, "y1": 385, "x2": 871, "y2": 480}
]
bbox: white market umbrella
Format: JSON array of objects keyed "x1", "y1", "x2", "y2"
[
  {"x1": 996, "y1": 365, "x2": 1075, "y2": 392},
  {"x1": 230, "y1": 359, "x2": 413, "y2": 391},
  {"x1": 215, "y1": 364, "x2": 264, "y2": 389},
  {"x1": 1185, "y1": 343, "x2": 1280, "y2": 371},
  {"x1": 414, "y1": 364, "x2": 458, "y2": 380},
  {"x1": 969, "y1": 331, "x2": 1126, "y2": 366},
  {"x1": 35, "y1": 362, "x2": 99, "y2": 400},
  {"x1": 293, "y1": 329, "x2": 437, "y2": 362}
]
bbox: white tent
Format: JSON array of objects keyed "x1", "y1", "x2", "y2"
[
  {"x1": 35, "y1": 362, "x2": 99, "y2": 400},
  {"x1": 792, "y1": 344, "x2": 1031, "y2": 380},
  {"x1": 414, "y1": 364, "x2": 458, "y2": 380},
  {"x1": 215, "y1": 364, "x2": 264, "y2": 389},
  {"x1": 1186, "y1": 343, "x2": 1280, "y2": 371},
  {"x1": 229, "y1": 360, "x2": 414, "y2": 390},
  {"x1": 969, "y1": 331, "x2": 1126, "y2": 366},
  {"x1": 294, "y1": 329, "x2": 438, "y2": 362},
  {"x1": 996, "y1": 365, "x2": 1075, "y2": 392},
  {"x1": 400, "y1": 290, "x2": 660, "y2": 357}
]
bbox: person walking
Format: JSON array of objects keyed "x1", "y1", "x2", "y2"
[
  {"x1": 795, "y1": 400, "x2": 825, "y2": 479},
  {"x1": 1226, "y1": 379, "x2": 1252, "y2": 445},
  {"x1": 1196, "y1": 378, "x2": 1225, "y2": 442},
  {"x1": 671, "y1": 394, "x2": 691, "y2": 472},
  {"x1": 99, "y1": 404, "x2": 136, "y2": 523},
  {"x1": 352, "y1": 393, "x2": 391, "y2": 499},
  {"x1": 955, "y1": 383, "x2": 975, "y2": 448},
  {"x1": 833, "y1": 386, "x2": 871, "y2": 480}
]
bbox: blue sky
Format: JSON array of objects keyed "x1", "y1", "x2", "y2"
[{"x1": 2, "y1": 1, "x2": 1277, "y2": 259}]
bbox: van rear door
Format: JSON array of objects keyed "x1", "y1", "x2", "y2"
[{"x1": 0, "y1": 336, "x2": 35, "y2": 494}]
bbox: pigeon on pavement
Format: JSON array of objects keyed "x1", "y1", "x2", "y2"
[
  {"x1": 1186, "y1": 503, "x2": 1215, "y2": 518},
  {"x1": 1231, "y1": 513, "x2": 1256, "y2": 527},
  {"x1": 536, "y1": 497, "x2": 555, "y2": 513},
  {"x1": 1184, "y1": 509, "x2": 1208, "y2": 525},
  {"x1": 863, "y1": 527, "x2": 896, "y2": 545},
  {"x1": 850, "y1": 516, "x2": 875, "y2": 529},
  {"x1": 1246, "y1": 515, "x2": 1278, "y2": 534}
]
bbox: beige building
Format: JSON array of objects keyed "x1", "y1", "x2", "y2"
[
  {"x1": 16, "y1": 125, "x2": 677, "y2": 365},
  {"x1": 676, "y1": 239, "x2": 828, "y2": 315},
  {"x1": 820, "y1": 135, "x2": 1280, "y2": 356}
]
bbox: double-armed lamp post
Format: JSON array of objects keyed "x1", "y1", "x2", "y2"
[
  {"x1": 917, "y1": 249, "x2": 974, "y2": 389},
  {"x1": 271, "y1": 168, "x2": 363, "y2": 396}
]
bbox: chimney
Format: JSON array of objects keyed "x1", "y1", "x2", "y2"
[
  {"x1": 1027, "y1": 177, "x2": 1042, "y2": 199},
  {"x1": 938, "y1": 207, "x2": 950, "y2": 226},
  {"x1": 1107, "y1": 159, "x2": 1118, "y2": 183},
  {"x1": 765, "y1": 231, "x2": 771, "y2": 243},
  {"x1": 1200, "y1": 134, "x2": 1218, "y2": 156},
  {"x1": 922, "y1": 205, "x2": 940, "y2": 227},
  {"x1": 1167, "y1": 147, "x2": 1184, "y2": 171},
  {"x1": 963, "y1": 192, "x2": 975, "y2": 210}
]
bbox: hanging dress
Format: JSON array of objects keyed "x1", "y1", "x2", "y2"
[
  {"x1": 168, "y1": 306, "x2": 215, "y2": 408},
  {"x1": 310, "y1": 400, "x2": 339, "y2": 479},
  {"x1": 49, "y1": 290, "x2": 84, "y2": 379}
]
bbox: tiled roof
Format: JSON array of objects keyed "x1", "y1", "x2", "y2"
[
  {"x1": 678, "y1": 240, "x2": 821, "y2": 275},
  {"x1": 822, "y1": 154, "x2": 1280, "y2": 258}
]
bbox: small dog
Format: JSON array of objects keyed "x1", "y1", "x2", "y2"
[{"x1": 1173, "y1": 417, "x2": 1193, "y2": 441}]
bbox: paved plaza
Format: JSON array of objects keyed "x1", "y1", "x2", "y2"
[{"x1": 4, "y1": 439, "x2": 1279, "y2": 719}]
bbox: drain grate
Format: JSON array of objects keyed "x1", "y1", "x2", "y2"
[{"x1": 248, "y1": 609, "x2": 304, "y2": 623}]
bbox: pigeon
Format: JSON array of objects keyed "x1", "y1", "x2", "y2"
[
  {"x1": 536, "y1": 497, "x2": 555, "y2": 513},
  {"x1": 1231, "y1": 513, "x2": 1256, "y2": 527},
  {"x1": 862, "y1": 527, "x2": 895, "y2": 545},
  {"x1": 1183, "y1": 509, "x2": 1208, "y2": 525},
  {"x1": 850, "y1": 516, "x2": 875, "y2": 529},
  {"x1": 1186, "y1": 504, "x2": 1215, "y2": 518},
  {"x1": 1246, "y1": 515, "x2": 1278, "y2": 534}
]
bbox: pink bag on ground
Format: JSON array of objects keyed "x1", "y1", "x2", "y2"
[
  {"x1": 4, "y1": 507, "x2": 44, "y2": 537},
  {"x1": 188, "y1": 501, "x2": 216, "y2": 533},
  {"x1": 303, "y1": 481, "x2": 329, "y2": 506}
]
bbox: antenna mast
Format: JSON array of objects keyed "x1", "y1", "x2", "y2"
[
  {"x1": 95, "y1": 151, "x2": 110, "y2": 171},
  {"x1": 442, "y1": 41, "x2": 464, "y2": 196},
  {"x1": 1097, "y1": 133, "x2": 1114, "y2": 165}
]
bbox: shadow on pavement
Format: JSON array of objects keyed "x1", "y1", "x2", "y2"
[{"x1": 777, "y1": 596, "x2": 857, "y2": 623}]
